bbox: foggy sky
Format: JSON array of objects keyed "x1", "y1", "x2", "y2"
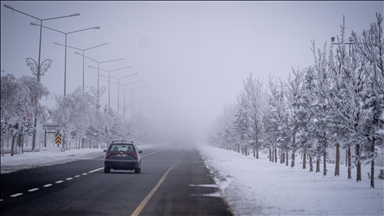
[{"x1": 1, "y1": 1, "x2": 382, "y2": 141}]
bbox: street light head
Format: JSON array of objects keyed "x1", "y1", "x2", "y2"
[
  {"x1": 70, "y1": 13, "x2": 80, "y2": 17},
  {"x1": 31, "y1": 22, "x2": 39, "y2": 26},
  {"x1": 94, "y1": 26, "x2": 101, "y2": 29},
  {"x1": 75, "y1": 52, "x2": 81, "y2": 55},
  {"x1": 3, "y1": 4, "x2": 14, "y2": 10}
]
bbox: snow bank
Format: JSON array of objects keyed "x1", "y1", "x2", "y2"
[{"x1": 196, "y1": 144, "x2": 384, "y2": 216}]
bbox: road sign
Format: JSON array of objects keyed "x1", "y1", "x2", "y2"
[
  {"x1": 43, "y1": 123, "x2": 60, "y2": 130},
  {"x1": 55, "y1": 133, "x2": 62, "y2": 144}
]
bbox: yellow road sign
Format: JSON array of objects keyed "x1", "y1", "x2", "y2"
[{"x1": 55, "y1": 134, "x2": 62, "y2": 144}]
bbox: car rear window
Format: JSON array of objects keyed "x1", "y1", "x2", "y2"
[{"x1": 109, "y1": 144, "x2": 135, "y2": 152}]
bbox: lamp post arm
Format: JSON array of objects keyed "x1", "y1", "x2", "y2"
[
  {"x1": 99, "y1": 58, "x2": 125, "y2": 64},
  {"x1": 84, "y1": 42, "x2": 108, "y2": 51},
  {"x1": 67, "y1": 26, "x2": 100, "y2": 35},
  {"x1": 31, "y1": 23, "x2": 66, "y2": 34},
  {"x1": 54, "y1": 42, "x2": 83, "y2": 51},
  {"x1": 78, "y1": 53, "x2": 98, "y2": 63},
  {"x1": 42, "y1": 13, "x2": 80, "y2": 21},
  {"x1": 4, "y1": 4, "x2": 41, "y2": 20}
]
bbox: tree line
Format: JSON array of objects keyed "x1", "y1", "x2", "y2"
[
  {"x1": 1, "y1": 75, "x2": 158, "y2": 156},
  {"x1": 207, "y1": 14, "x2": 384, "y2": 188}
]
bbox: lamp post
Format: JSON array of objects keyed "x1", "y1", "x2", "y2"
[
  {"x1": 31, "y1": 22, "x2": 100, "y2": 96},
  {"x1": 81, "y1": 55, "x2": 124, "y2": 108},
  {"x1": 97, "y1": 66, "x2": 134, "y2": 112},
  {"x1": 130, "y1": 85, "x2": 148, "y2": 117},
  {"x1": 3, "y1": 4, "x2": 80, "y2": 152},
  {"x1": 100, "y1": 73, "x2": 138, "y2": 114},
  {"x1": 53, "y1": 42, "x2": 108, "y2": 91},
  {"x1": 117, "y1": 81, "x2": 143, "y2": 121},
  {"x1": 3, "y1": 4, "x2": 80, "y2": 82}
]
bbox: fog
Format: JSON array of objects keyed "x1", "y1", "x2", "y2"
[{"x1": 1, "y1": 1, "x2": 382, "y2": 142}]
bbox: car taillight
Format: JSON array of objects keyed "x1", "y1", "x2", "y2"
[
  {"x1": 105, "y1": 153, "x2": 110, "y2": 159},
  {"x1": 132, "y1": 153, "x2": 138, "y2": 159}
]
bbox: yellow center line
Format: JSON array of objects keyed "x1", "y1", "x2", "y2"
[{"x1": 131, "y1": 157, "x2": 179, "y2": 216}]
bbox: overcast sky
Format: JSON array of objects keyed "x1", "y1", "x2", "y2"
[{"x1": 1, "y1": 1, "x2": 383, "y2": 141}]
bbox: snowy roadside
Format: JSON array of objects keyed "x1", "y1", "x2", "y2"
[
  {"x1": 195, "y1": 144, "x2": 384, "y2": 216},
  {"x1": 0, "y1": 144, "x2": 163, "y2": 174}
]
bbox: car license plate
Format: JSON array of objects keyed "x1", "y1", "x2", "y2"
[{"x1": 117, "y1": 154, "x2": 127, "y2": 157}]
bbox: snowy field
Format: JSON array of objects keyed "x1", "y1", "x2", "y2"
[
  {"x1": 1, "y1": 143, "x2": 383, "y2": 215},
  {"x1": 195, "y1": 144, "x2": 384, "y2": 216}
]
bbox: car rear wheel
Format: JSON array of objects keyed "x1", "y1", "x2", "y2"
[
  {"x1": 134, "y1": 168, "x2": 140, "y2": 174},
  {"x1": 104, "y1": 167, "x2": 110, "y2": 173}
]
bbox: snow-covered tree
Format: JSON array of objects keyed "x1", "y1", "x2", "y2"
[
  {"x1": 239, "y1": 72, "x2": 268, "y2": 159},
  {"x1": 1, "y1": 74, "x2": 49, "y2": 154},
  {"x1": 284, "y1": 68, "x2": 305, "y2": 167},
  {"x1": 352, "y1": 13, "x2": 384, "y2": 187}
]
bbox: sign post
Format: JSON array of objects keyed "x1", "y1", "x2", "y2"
[{"x1": 43, "y1": 123, "x2": 61, "y2": 147}]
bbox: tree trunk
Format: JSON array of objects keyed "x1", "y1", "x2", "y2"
[
  {"x1": 291, "y1": 151, "x2": 295, "y2": 167},
  {"x1": 309, "y1": 154, "x2": 313, "y2": 172},
  {"x1": 280, "y1": 151, "x2": 284, "y2": 163},
  {"x1": 303, "y1": 152, "x2": 306, "y2": 169},
  {"x1": 335, "y1": 143, "x2": 340, "y2": 176},
  {"x1": 255, "y1": 121, "x2": 259, "y2": 159},
  {"x1": 11, "y1": 135, "x2": 16, "y2": 156},
  {"x1": 348, "y1": 146, "x2": 352, "y2": 179},
  {"x1": 286, "y1": 151, "x2": 289, "y2": 166},
  {"x1": 275, "y1": 148, "x2": 277, "y2": 163},
  {"x1": 323, "y1": 138, "x2": 327, "y2": 176},
  {"x1": 370, "y1": 140, "x2": 375, "y2": 188},
  {"x1": 316, "y1": 158, "x2": 320, "y2": 173},
  {"x1": 269, "y1": 148, "x2": 272, "y2": 161},
  {"x1": 1, "y1": 138, "x2": 4, "y2": 156},
  {"x1": 323, "y1": 150, "x2": 327, "y2": 176},
  {"x1": 356, "y1": 144, "x2": 361, "y2": 181}
]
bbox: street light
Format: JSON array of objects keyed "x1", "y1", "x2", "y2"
[
  {"x1": 3, "y1": 4, "x2": 80, "y2": 152},
  {"x1": 53, "y1": 42, "x2": 108, "y2": 91},
  {"x1": 130, "y1": 85, "x2": 148, "y2": 117},
  {"x1": 81, "y1": 55, "x2": 125, "y2": 108},
  {"x1": 96, "y1": 66, "x2": 134, "y2": 112},
  {"x1": 100, "y1": 73, "x2": 138, "y2": 114},
  {"x1": 111, "y1": 80, "x2": 144, "y2": 121},
  {"x1": 31, "y1": 22, "x2": 100, "y2": 96},
  {"x1": 3, "y1": 4, "x2": 80, "y2": 82}
]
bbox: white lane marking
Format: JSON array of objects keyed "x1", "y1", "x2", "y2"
[
  {"x1": 66, "y1": 177, "x2": 73, "y2": 181},
  {"x1": 190, "y1": 192, "x2": 221, "y2": 197},
  {"x1": 55, "y1": 180, "x2": 64, "y2": 184},
  {"x1": 82, "y1": 173, "x2": 87, "y2": 175},
  {"x1": 10, "y1": 193, "x2": 23, "y2": 198},
  {"x1": 43, "y1": 184, "x2": 52, "y2": 187},
  {"x1": 28, "y1": 188, "x2": 39, "y2": 192},
  {"x1": 74, "y1": 175, "x2": 80, "y2": 178},
  {"x1": 89, "y1": 168, "x2": 103, "y2": 173},
  {"x1": 189, "y1": 184, "x2": 219, "y2": 188}
]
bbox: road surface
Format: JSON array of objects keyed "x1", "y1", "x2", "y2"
[{"x1": 0, "y1": 145, "x2": 233, "y2": 216}]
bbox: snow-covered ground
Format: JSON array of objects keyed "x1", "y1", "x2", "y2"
[
  {"x1": 195, "y1": 144, "x2": 384, "y2": 216},
  {"x1": 1, "y1": 143, "x2": 383, "y2": 215}
]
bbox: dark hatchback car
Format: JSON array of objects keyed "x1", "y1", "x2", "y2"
[{"x1": 104, "y1": 141, "x2": 142, "y2": 174}]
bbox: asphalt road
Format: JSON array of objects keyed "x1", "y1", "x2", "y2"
[{"x1": 0, "y1": 145, "x2": 233, "y2": 216}]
